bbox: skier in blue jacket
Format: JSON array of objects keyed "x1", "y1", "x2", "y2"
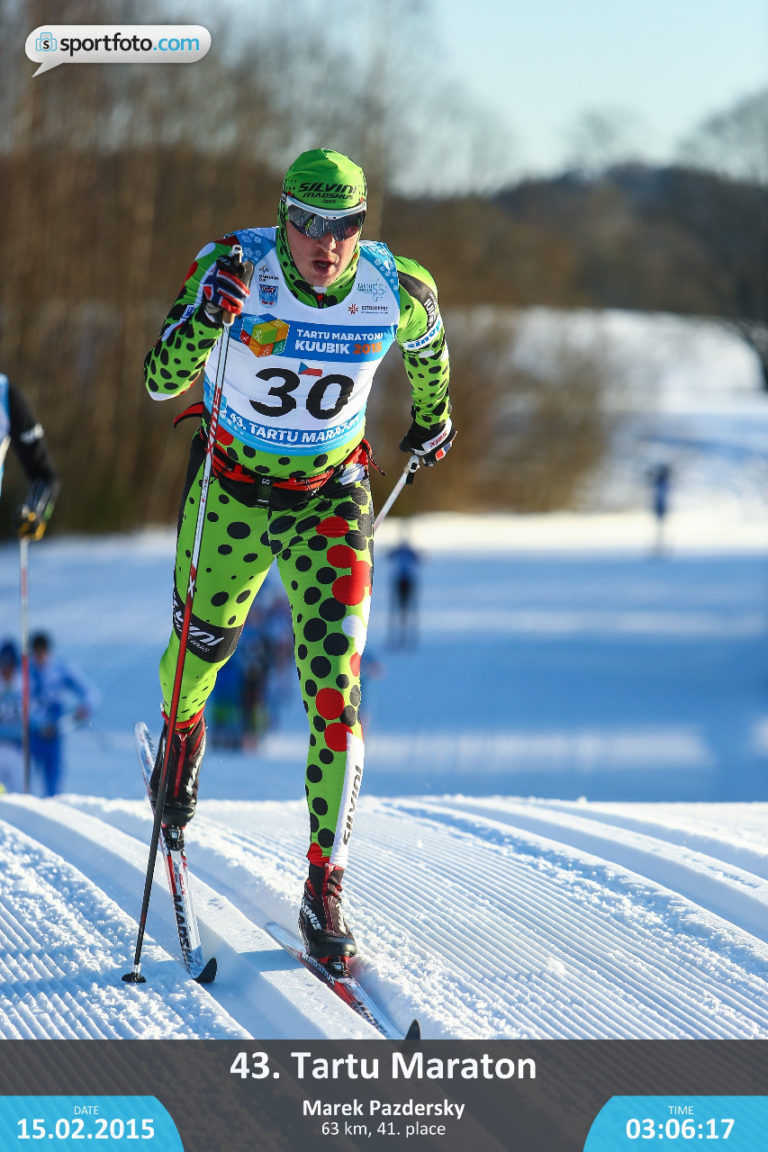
[{"x1": 29, "y1": 632, "x2": 100, "y2": 796}]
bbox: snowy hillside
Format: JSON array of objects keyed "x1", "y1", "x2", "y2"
[
  {"x1": 506, "y1": 308, "x2": 768, "y2": 516},
  {"x1": 1, "y1": 311, "x2": 767, "y2": 1042},
  {"x1": 1, "y1": 514, "x2": 767, "y2": 1041}
]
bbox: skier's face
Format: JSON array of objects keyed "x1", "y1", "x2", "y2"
[{"x1": 286, "y1": 218, "x2": 359, "y2": 289}]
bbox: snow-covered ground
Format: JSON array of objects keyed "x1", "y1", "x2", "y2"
[{"x1": 1, "y1": 312, "x2": 767, "y2": 1042}]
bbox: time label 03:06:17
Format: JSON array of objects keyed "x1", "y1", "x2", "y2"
[{"x1": 625, "y1": 1117, "x2": 734, "y2": 1141}]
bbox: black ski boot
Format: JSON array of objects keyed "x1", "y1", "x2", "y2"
[
  {"x1": 149, "y1": 710, "x2": 206, "y2": 832},
  {"x1": 299, "y1": 862, "x2": 357, "y2": 962}
]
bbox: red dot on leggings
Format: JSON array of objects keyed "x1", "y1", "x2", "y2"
[
  {"x1": 316, "y1": 687, "x2": 345, "y2": 720},
  {"x1": 327, "y1": 543, "x2": 356, "y2": 568},
  {"x1": 333, "y1": 564, "x2": 370, "y2": 606},
  {"x1": 350, "y1": 652, "x2": 361, "y2": 676},
  {"x1": 324, "y1": 722, "x2": 353, "y2": 752},
  {"x1": 317, "y1": 516, "x2": 350, "y2": 538}
]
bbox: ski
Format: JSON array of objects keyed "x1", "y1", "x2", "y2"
[
  {"x1": 134, "y1": 721, "x2": 217, "y2": 984},
  {"x1": 265, "y1": 920, "x2": 419, "y2": 1041}
]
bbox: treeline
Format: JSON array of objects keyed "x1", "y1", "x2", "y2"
[
  {"x1": 492, "y1": 163, "x2": 768, "y2": 382},
  {"x1": 2, "y1": 148, "x2": 765, "y2": 532}
]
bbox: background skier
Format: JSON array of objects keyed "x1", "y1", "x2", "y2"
[
  {"x1": 29, "y1": 632, "x2": 100, "y2": 797},
  {"x1": 387, "y1": 525, "x2": 421, "y2": 648},
  {"x1": 143, "y1": 147, "x2": 454, "y2": 963},
  {"x1": 0, "y1": 375, "x2": 59, "y2": 541},
  {"x1": 648, "y1": 461, "x2": 673, "y2": 554}
]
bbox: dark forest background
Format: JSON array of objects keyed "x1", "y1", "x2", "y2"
[{"x1": 1, "y1": 0, "x2": 766, "y2": 533}]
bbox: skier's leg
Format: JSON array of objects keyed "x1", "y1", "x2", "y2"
[
  {"x1": 270, "y1": 475, "x2": 373, "y2": 958},
  {"x1": 159, "y1": 458, "x2": 274, "y2": 719},
  {"x1": 34, "y1": 735, "x2": 58, "y2": 797},
  {"x1": 47, "y1": 735, "x2": 64, "y2": 796},
  {"x1": 153, "y1": 454, "x2": 273, "y2": 825}
]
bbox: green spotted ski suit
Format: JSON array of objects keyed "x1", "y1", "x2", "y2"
[{"x1": 144, "y1": 224, "x2": 450, "y2": 866}]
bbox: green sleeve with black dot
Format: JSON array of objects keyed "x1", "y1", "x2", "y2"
[
  {"x1": 143, "y1": 241, "x2": 232, "y2": 399},
  {"x1": 394, "y1": 255, "x2": 451, "y2": 428}
]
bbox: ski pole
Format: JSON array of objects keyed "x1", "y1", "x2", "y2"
[
  {"x1": 19, "y1": 536, "x2": 31, "y2": 794},
  {"x1": 123, "y1": 245, "x2": 254, "y2": 985},
  {"x1": 373, "y1": 455, "x2": 420, "y2": 532}
]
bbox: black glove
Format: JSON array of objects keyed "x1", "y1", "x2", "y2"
[
  {"x1": 399, "y1": 418, "x2": 456, "y2": 466},
  {"x1": 17, "y1": 477, "x2": 58, "y2": 541},
  {"x1": 202, "y1": 251, "x2": 253, "y2": 324}
]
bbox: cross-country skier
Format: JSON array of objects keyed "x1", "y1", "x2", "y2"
[
  {"x1": 388, "y1": 527, "x2": 421, "y2": 648},
  {"x1": 0, "y1": 375, "x2": 59, "y2": 540},
  {"x1": 28, "y1": 631, "x2": 100, "y2": 797},
  {"x1": 143, "y1": 148, "x2": 454, "y2": 963}
]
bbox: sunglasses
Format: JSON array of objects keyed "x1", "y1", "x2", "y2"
[{"x1": 283, "y1": 196, "x2": 366, "y2": 241}]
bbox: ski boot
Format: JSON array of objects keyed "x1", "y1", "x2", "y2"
[
  {"x1": 299, "y1": 862, "x2": 357, "y2": 973},
  {"x1": 149, "y1": 709, "x2": 206, "y2": 843}
]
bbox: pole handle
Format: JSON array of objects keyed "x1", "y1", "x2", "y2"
[{"x1": 220, "y1": 243, "x2": 253, "y2": 327}]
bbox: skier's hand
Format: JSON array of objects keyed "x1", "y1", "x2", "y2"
[
  {"x1": 16, "y1": 479, "x2": 57, "y2": 541},
  {"x1": 399, "y1": 418, "x2": 456, "y2": 466},
  {"x1": 202, "y1": 254, "x2": 252, "y2": 324},
  {"x1": 17, "y1": 507, "x2": 46, "y2": 541}
]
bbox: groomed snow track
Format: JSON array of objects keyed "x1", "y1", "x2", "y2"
[{"x1": 0, "y1": 792, "x2": 766, "y2": 1040}]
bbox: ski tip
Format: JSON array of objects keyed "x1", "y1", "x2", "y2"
[
  {"x1": 404, "y1": 1018, "x2": 421, "y2": 1042},
  {"x1": 194, "y1": 956, "x2": 218, "y2": 985}
]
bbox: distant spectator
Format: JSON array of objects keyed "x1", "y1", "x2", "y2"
[
  {"x1": 262, "y1": 588, "x2": 295, "y2": 731},
  {"x1": 0, "y1": 640, "x2": 23, "y2": 793},
  {"x1": 29, "y1": 632, "x2": 100, "y2": 796},
  {"x1": 208, "y1": 602, "x2": 283, "y2": 750},
  {"x1": 239, "y1": 607, "x2": 274, "y2": 749},
  {"x1": 648, "y1": 463, "x2": 673, "y2": 554},
  {"x1": 388, "y1": 528, "x2": 421, "y2": 647}
]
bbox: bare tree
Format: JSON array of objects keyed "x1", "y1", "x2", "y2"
[
  {"x1": 564, "y1": 106, "x2": 646, "y2": 176},
  {"x1": 677, "y1": 89, "x2": 768, "y2": 387},
  {"x1": 679, "y1": 87, "x2": 768, "y2": 186}
]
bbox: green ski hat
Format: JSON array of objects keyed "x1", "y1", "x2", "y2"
[{"x1": 281, "y1": 148, "x2": 367, "y2": 211}]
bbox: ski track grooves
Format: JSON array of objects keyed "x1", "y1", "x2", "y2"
[
  {"x1": 408, "y1": 798, "x2": 768, "y2": 942},
  {"x1": 135, "y1": 797, "x2": 768, "y2": 1039},
  {"x1": 0, "y1": 797, "x2": 376, "y2": 1040},
  {"x1": 374, "y1": 798, "x2": 768, "y2": 1038},
  {"x1": 2, "y1": 794, "x2": 768, "y2": 1039}
]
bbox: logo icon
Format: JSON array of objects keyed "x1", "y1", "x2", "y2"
[
  {"x1": 36, "y1": 31, "x2": 57, "y2": 51},
  {"x1": 348, "y1": 303, "x2": 358, "y2": 315},
  {"x1": 235, "y1": 313, "x2": 290, "y2": 358}
]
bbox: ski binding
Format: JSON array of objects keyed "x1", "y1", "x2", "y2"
[{"x1": 266, "y1": 920, "x2": 419, "y2": 1041}]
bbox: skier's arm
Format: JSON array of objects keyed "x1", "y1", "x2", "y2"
[
  {"x1": 394, "y1": 257, "x2": 454, "y2": 463},
  {"x1": 62, "y1": 662, "x2": 101, "y2": 722},
  {"x1": 143, "y1": 237, "x2": 238, "y2": 400},
  {"x1": 8, "y1": 384, "x2": 60, "y2": 540}
]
